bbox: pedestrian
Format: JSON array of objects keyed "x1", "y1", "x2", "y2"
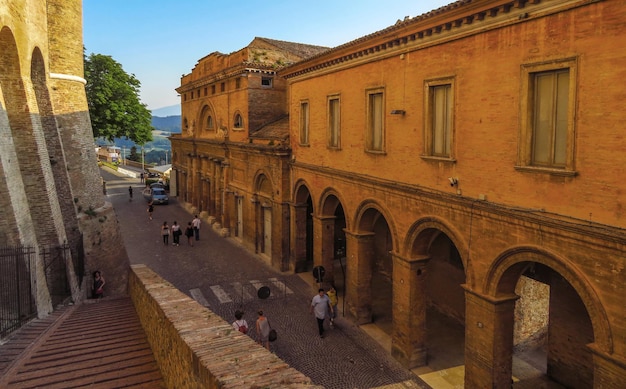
[
  {"x1": 171, "y1": 221, "x2": 180, "y2": 246},
  {"x1": 232, "y1": 310, "x2": 249, "y2": 334},
  {"x1": 192, "y1": 215, "x2": 201, "y2": 240},
  {"x1": 256, "y1": 310, "x2": 271, "y2": 350},
  {"x1": 161, "y1": 221, "x2": 170, "y2": 245},
  {"x1": 185, "y1": 222, "x2": 194, "y2": 246},
  {"x1": 92, "y1": 270, "x2": 105, "y2": 299},
  {"x1": 327, "y1": 285, "x2": 338, "y2": 327},
  {"x1": 128, "y1": 185, "x2": 133, "y2": 201},
  {"x1": 140, "y1": 172, "x2": 144, "y2": 183},
  {"x1": 310, "y1": 288, "x2": 333, "y2": 338},
  {"x1": 147, "y1": 201, "x2": 154, "y2": 220}
]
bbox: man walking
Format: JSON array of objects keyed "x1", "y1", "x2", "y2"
[
  {"x1": 310, "y1": 288, "x2": 333, "y2": 338},
  {"x1": 192, "y1": 215, "x2": 201, "y2": 241}
]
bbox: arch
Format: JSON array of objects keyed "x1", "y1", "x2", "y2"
[
  {"x1": 404, "y1": 216, "x2": 473, "y2": 286},
  {"x1": 353, "y1": 199, "x2": 398, "y2": 253},
  {"x1": 198, "y1": 104, "x2": 215, "y2": 135},
  {"x1": 484, "y1": 246, "x2": 613, "y2": 353},
  {"x1": 319, "y1": 188, "x2": 349, "y2": 222},
  {"x1": 293, "y1": 179, "x2": 314, "y2": 208},
  {"x1": 233, "y1": 111, "x2": 244, "y2": 129},
  {"x1": 253, "y1": 170, "x2": 274, "y2": 197}
]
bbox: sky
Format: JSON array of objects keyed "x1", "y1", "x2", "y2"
[{"x1": 83, "y1": 0, "x2": 453, "y2": 113}]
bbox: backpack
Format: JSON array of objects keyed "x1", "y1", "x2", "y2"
[{"x1": 235, "y1": 320, "x2": 248, "y2": 334}]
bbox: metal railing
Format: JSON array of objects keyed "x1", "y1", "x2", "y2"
[{"x1": 0, "y1": 246, "x2": 37, "y2": 339}]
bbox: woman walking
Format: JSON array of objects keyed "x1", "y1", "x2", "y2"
[
  {"x1": 256, "y1": 310, "x2": 271, "y2": 350},
  {"x1": 161, "y1": 221, "x2": 170, "y2": 245},
  {"x1": 185, "y1": 222, "x2": 194, "y2": 246}
]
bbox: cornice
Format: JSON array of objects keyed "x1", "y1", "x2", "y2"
[
  {"x1": 281, "y1": 0, "x2": 597, "y2": 80},
  {"x1": 176, "y1": 62, "x2": 279, "y2": 93}
]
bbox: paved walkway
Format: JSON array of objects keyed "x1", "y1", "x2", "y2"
[{"x1": 102, "y1": 167, "x2": 427, "y2": 389}]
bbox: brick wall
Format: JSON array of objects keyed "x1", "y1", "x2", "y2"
[{"x1": 128, "y1": 264, "x2": 321, "y2": 389}]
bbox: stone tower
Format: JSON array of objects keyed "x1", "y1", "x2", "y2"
[{"x1": 0, "y1": 0, "x2": 130, "y2": 319}]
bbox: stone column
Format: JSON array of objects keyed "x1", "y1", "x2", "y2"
[
  {"x1": 464, "y1": 288, "x2": 518, "y2": 389},
  {"x1": 391, "y1": 252, "x2": 428, "y2": 368},
  {"x1": 290, "y1": 203, "x2": 309, "y2": 272},
  {"x1": 344, "y1": 229, "x2": 374, "y2": 324},
  {"x1": 588, "y1": 344, "x2": 626, "y2": 387},
  {"x1": 313, "y1": 215, "x2": 336, "y2": 284}
]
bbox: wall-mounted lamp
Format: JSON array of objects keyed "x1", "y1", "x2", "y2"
[{"x1": 390, "y1": 110, "x2": 406, "y2": 115}]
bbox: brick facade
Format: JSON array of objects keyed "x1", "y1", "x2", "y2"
[
  {"x1": 173, "y1": 0, "x2": 626, "y2": 387},
  {"x1": 281, "y1": 0, "x2": 626, "y2": 387}
]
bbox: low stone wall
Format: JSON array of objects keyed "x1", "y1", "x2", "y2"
[{"x1": 128, "y1": 264, "x2": 322, "y2": 389}]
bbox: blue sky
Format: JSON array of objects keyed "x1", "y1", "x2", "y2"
[{"x1": 83, "y1": 0, "x2": 452, "y2": 112}]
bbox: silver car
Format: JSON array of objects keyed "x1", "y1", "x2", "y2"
[{"x1": 143, "y1": 187, "x2": 169, "y2": 205}]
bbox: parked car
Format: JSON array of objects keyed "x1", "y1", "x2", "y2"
[{"x1": 142, "y1": 186, "x2": 169, "y2": 205}]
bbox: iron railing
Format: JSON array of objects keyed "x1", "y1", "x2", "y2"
[{"x1": 0, "y1": 246, "x2": 37, "y2": 339}]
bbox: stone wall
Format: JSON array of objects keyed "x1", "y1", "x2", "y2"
[{"x1": 128, "y1": 264, "x2": 321, "y2": 389}]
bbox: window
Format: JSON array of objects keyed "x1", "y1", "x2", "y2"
[
  {"x1": 366, "y1": 89, "x2": 384, "y2": 152},
  {"x1": 211, "y1": 85, "x2": 216, "y2": 94},
  {"x1": 221, "y1": 82, "x2": 225, "y2": 92},
  {"x1": 204, "y1": 87, "x2": 207, "y2": 96},
  {"x1": 424, "y1": 78, "x2": 454, "y2": 159},
  {"x1": 236, "y1": 78, "x2": 241, "y2": 89},
  {"x1": 518, "y1": 58, "x2": 577, "y2": 174},
  {"x1": 328, "y1": 96, "x2": 340, "y2": 148},
  {"x1": 299, "y1": 101, "x2": 309, "y2": 145},
  {"x1": 261, "y1": 77, "x2": 273, "y2": 87},
  {"x1": 207, "y1": 115, "x2": 214, "y2": 130},
  {"x1": 234, "y1": 113, "x2": 243, "y2": 128}
]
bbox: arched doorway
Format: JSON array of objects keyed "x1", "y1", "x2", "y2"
[
  {"x1": 293, "y1": 183, "x2": 314, "y2": 273},
  {"x1": 410, "y1": 228, "x2": 466, "y2": 372},
  {"x1": 468, "y1": 247, "x2": 613, "y2": 388},
  {"x1": 356, "y1": 207, "x2": 393, "y2": 335},
  {"x1": 496, "y1": 260, "x2": 595, "y2": 388}
]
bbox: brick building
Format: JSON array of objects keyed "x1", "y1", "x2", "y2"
[
  {"x1": 0, "y1": 0, "x2": 130, "y2": 322},
  {"x1": 282, "y1": 0, "x2": 626, "y2": 388},
  {"x1": 172, "y1": 38, "x2": 327, "y2": 269},
  {"x1": 172, "y1": 0, "x2": 625, "y2": 387}
]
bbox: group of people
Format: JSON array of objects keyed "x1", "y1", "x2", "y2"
[
  {"x1": 160, "y1": 219, "x2": 199, "y2": 246},
  {"x1": 231, "y1": 285, "x2": 339, "y2": 352},
  {"x1": 231, "y1": 309, "x2": 274, "y2": 350}
]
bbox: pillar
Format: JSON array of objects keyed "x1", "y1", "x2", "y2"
[
  {"x1": 313, "y1": 215, "x2": 336, "y2": 285},
  {"x1": 464, "y1": 288, "x2": 518, "y2": 388},
  {"x1": 344, "y1": 229, "x2": 375, "y2": 324},
  {"x1": 291, "y1": 203, "x2": 309, "y2": 272},
  {"x1": 391, "y1": 252, "x2": 428, "y2": 368}
]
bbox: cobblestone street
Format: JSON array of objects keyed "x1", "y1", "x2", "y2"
[{"x1": 101, "y1": 167, "x2": 428, "y2": 389}]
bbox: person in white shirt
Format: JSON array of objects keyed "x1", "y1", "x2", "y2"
[
  {"x1": 310, "y1": 288, "x2": 333, "y2": 338},
  {"x1": 191, "y1": 215, "x2": 201, "y2": 241}
]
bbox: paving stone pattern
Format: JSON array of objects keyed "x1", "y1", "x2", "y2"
[{"x1": 103, "y1": 167, "x2": 428, "y2": 389}]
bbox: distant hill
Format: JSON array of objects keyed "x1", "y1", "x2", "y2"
[
  {"x1": 151, "y1": 104, "x2": 180, "y2": 117},
  {"x1": 152, "y1": 116, "x2": 181, "y2": 134}
]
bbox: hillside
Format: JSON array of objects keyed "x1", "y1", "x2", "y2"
[{"x1": 152, "y1": 115, "x2": 181, "y2": 134}]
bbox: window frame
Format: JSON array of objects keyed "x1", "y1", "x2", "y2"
[
  {"x1": 365, "y1": 88, "x2": 385, "y2": 153},
  {"x1": 327, "y1": 95, "x2": 341, "y2": 149},
  {"x1": 517, "y1": 57, "x2": 578, "y2": 176},
  {"x1": 261, "y1": 76, "x2": 273, "y2": 88},
  {"x1": 422, "y1": 76, "x2": 455, "y2": 162},
  {"x1": 299, "y1": 100, "x2": 310, "y2": 146},
  {"x1": 234, "y1": 113, "x2": 244, "y2": 129}
]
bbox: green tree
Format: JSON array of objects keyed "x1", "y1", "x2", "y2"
[
  {"x1": 128, "y1": 146, "x2": 140, "y2": 162},
  {"x1": 84, "y1": 53, "x2": 153, "y2": 144}
]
